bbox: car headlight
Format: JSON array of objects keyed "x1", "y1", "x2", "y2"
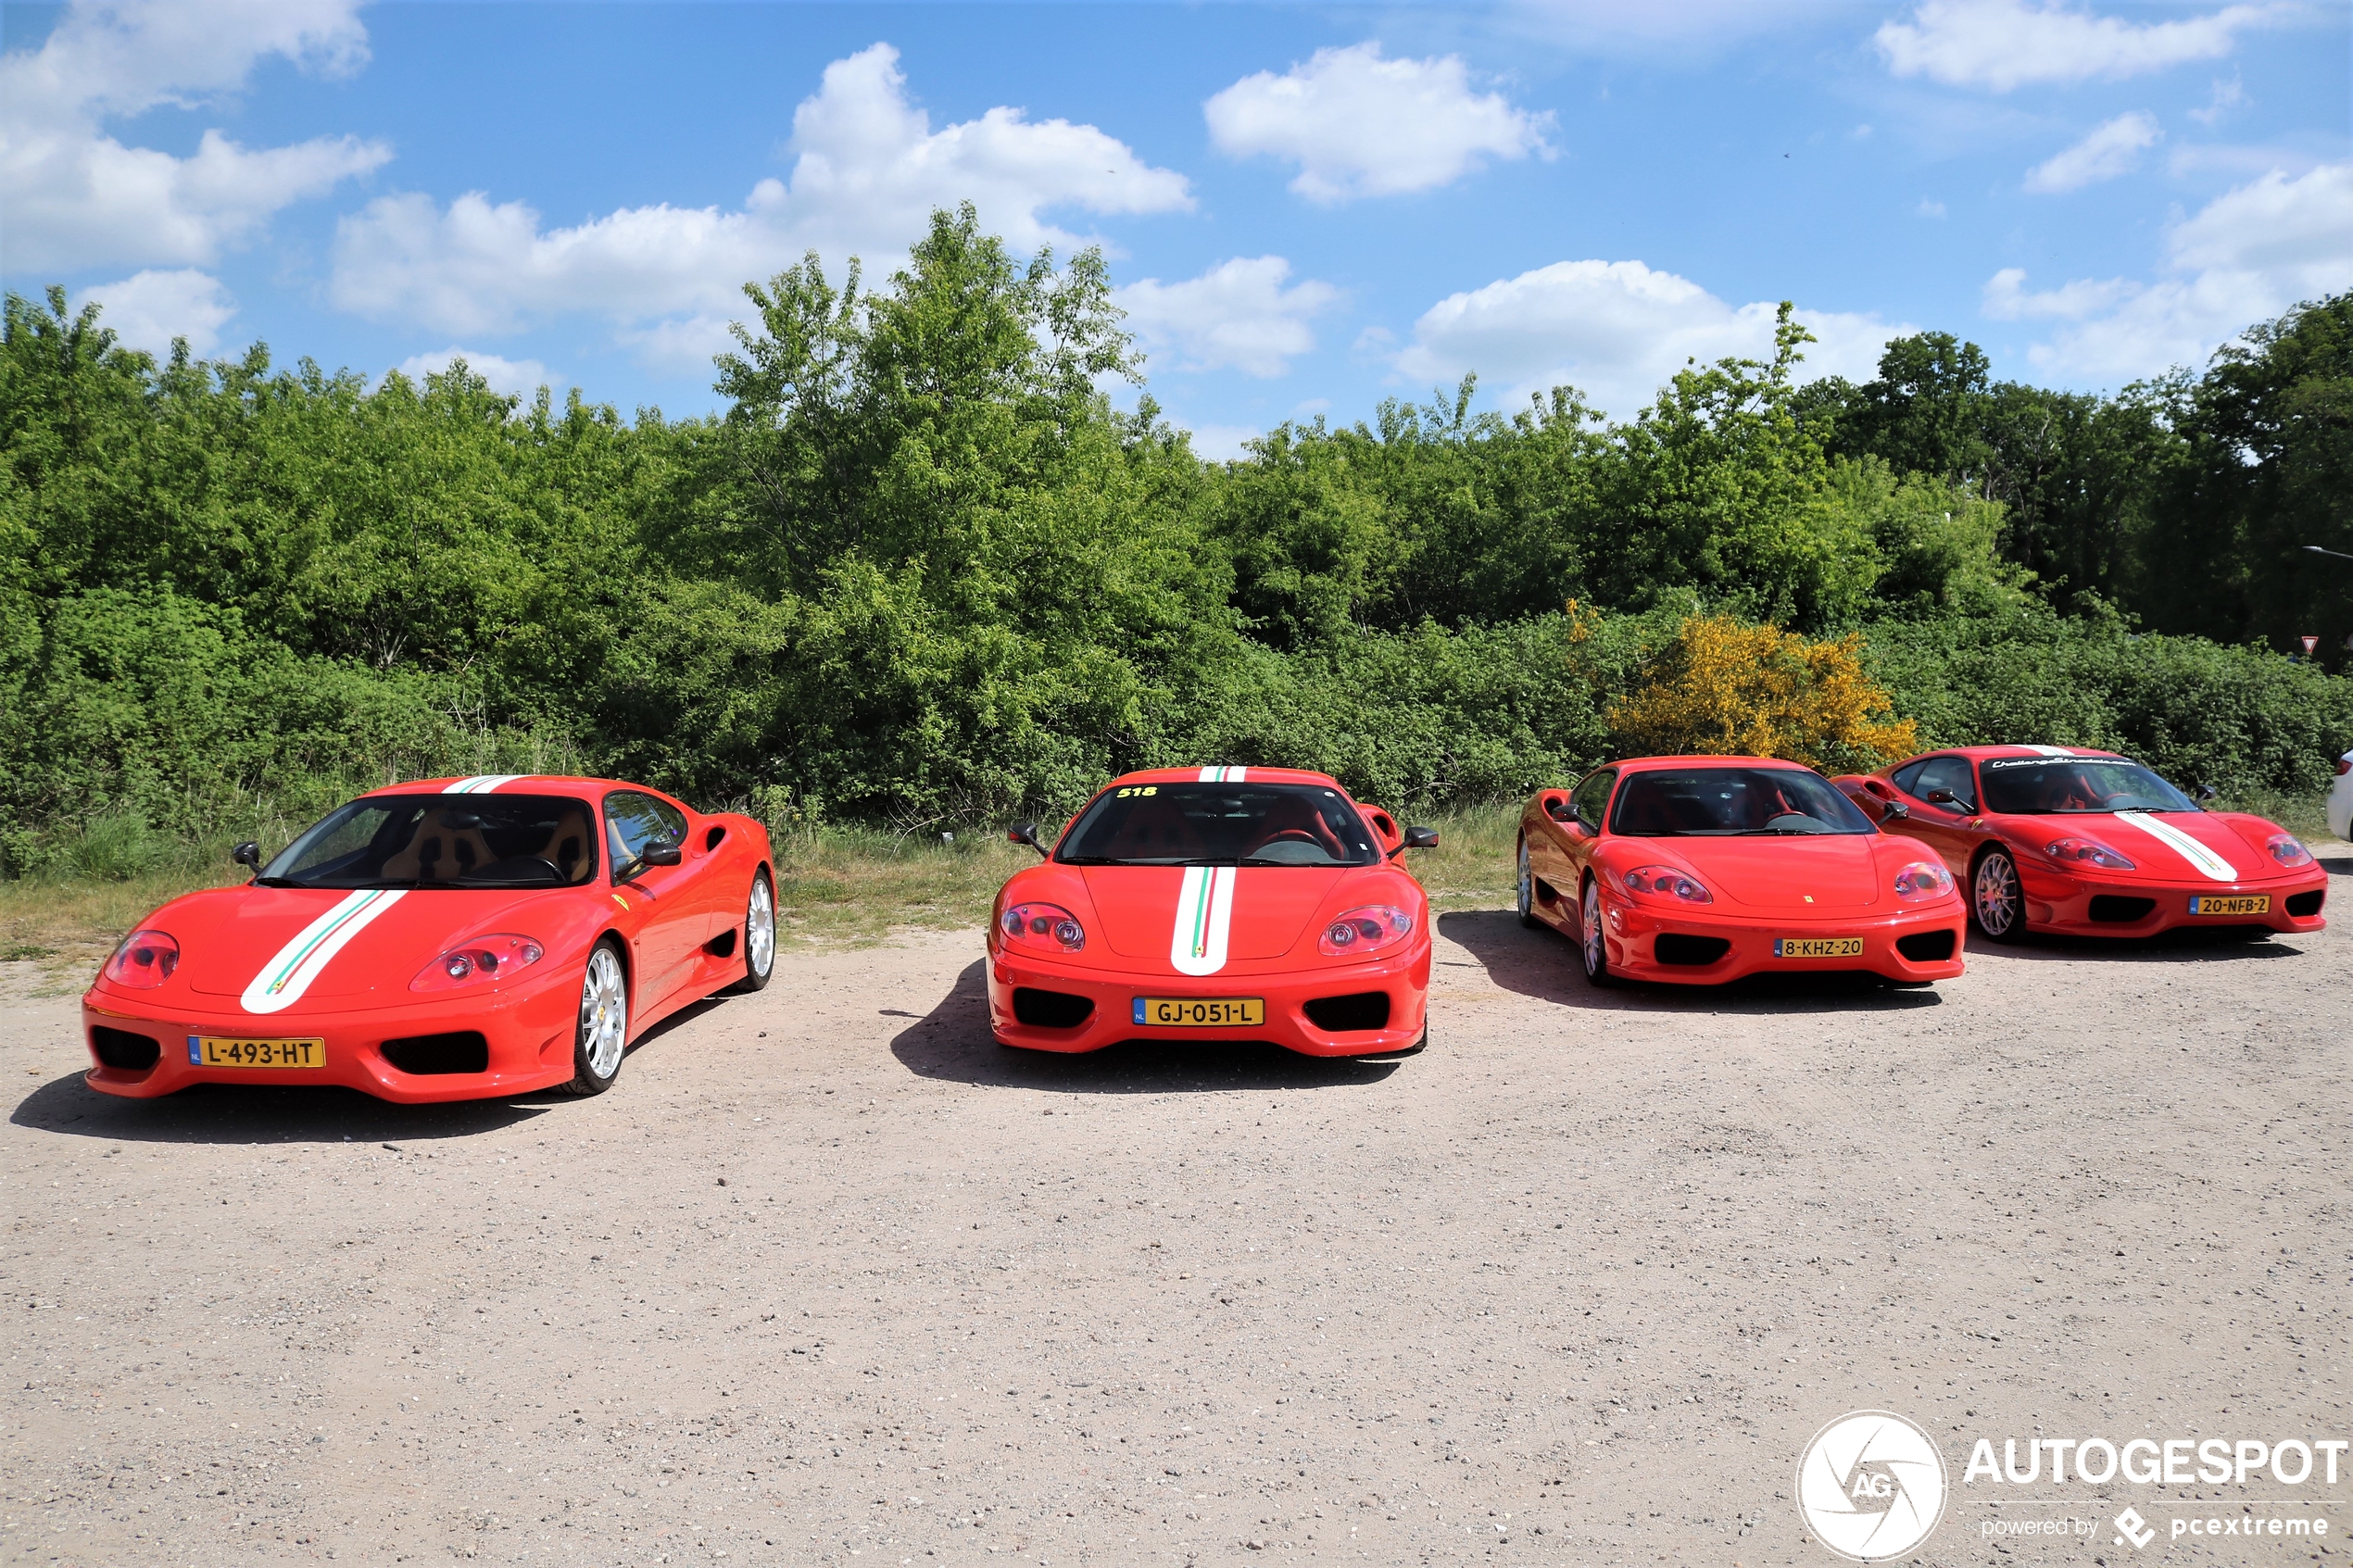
[
  {"x1": 999, "y1": 902, "x2": 1085, "y2": 954},
  {"x1": 2268, "y1": 833, "x2": 2314, "y2": 867},
  {"x1": 1617, "y1": 865, "x2": 1711, "y2": 903},
  {"x1": 1893, "y1": 860, "x2": 1954, "y2": 899},
  {"x1": 1318, "y1": 906, "x2": 1414, "y2": 957},
  {"x1": 410, "y1": 935, "x2": 546, "y2": 993},
  {"x1": 104, "y1": 929, "x2": 180, "y2": 988},
  {"x1": 2045, "y1": 837, "x2": 2134, "y2": 871}
]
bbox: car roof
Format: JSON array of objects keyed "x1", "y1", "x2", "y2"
[
  {"x1": 1914, "y1": 746, "x2": 2128, "y2": 764},
  {"x1": 1099, "y1": 766, "x2": 1350, "y2": 792},
  {"x1": 359, "y1": 774, "x2": 682, "y2": 801},
  {"x1": 1603, "y1": 755, "x2": 1826, "y2": 772}
]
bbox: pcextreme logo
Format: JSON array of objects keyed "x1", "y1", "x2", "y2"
[{"x1": 1795, "y1": 1410, "x2": 1949, "y2": 1562}]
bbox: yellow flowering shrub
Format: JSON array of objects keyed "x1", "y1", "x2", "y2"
[{"x1": 1608, "y1": 614, "x2": 1919, "y2": 771}]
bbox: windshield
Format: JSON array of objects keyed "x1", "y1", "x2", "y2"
[
  {"x1": 1056, "y1": 782, "x2": 1381, "y2": 867},
  {"x1": 1610, "y1": 767, "x2": 1877, "y2": 836},
  {"x1": 259, "y1": 794, "x2": 600, "y2": 889},
  {"x1": 1979, "y1": 757, "x2": 2197, "y2": 815}
]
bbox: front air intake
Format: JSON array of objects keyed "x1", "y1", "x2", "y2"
[
  {"x1": 1895, "y1": 929, "x2": 1957, "y2": 962},
  {"x1": 2088, "y1": 896, "x2": 2156, "y2": 923},
  {"x1": 1011, "y1": 989, "x2": 1093, "y2": 1029},
  {"x1": 1303, "y1": 992, "x2": 1390, "y2": 1032},
  {"x1": 380, "y1": 1032, "x2": 489, "y2": 1075},
  {"x1": 91, "y1": 1026, "x2": 161, "y2": 1071},
  {"x1": 2287, "y1": 889, "x2": 2324, "y2": 918},
  {"x1": 1654, "y1": 934, "x2": 1730, "y2": 966}
]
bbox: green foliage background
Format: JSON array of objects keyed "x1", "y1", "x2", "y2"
[{"x1": 6, "y1": 205, "x2": 2350, "y2": 875}]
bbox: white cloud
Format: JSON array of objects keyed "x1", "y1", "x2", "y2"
[
  {"x1": 1875, "y1": 0, "x2": 2280, "y2": 92},
  {"x1": 0, "y1": 0, "x2": 392, "y2": 274},
  {"x1": 1203, "y1": 43, "x2": 1554, "y2": 204},
  {"x1": 331, "y1": 44, "x2": 1192, "y2": 346},
  {"x1": 1114, "y1": 257, "x2": 1341, "y2": 378},
  {"x1": 1994, "y1": 161, "x2": 2353, "y2": 379},
  {"x1": 1917, "y1": 198, "x2": 1949, "y2": 218},
  {"x1": 1393, "y1": 258, "x2": 1907, "y2": 421},
  {"x1": 1176, "y1": 422, "x2": 1264, "y2": 462},
  {"x1": 2189, "y1": 74, "x2": 2246, "y2": 127},
  {"x1": 79, "y1": 268, "x2": 236, "y2": 356},
  {"x1": 2024, "y1": 111, "x2": 2161, "y2": 193},
  {"x1": 1980, "y1": 267, "x2": 2137, "y2": 320},
  {"x1": 395, "y1": 347, "x2": 561, "y2": 399}
]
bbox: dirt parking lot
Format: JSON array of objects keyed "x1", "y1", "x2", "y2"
[{"x1": 6, "y1": 865, "x2": 2350, "y2": 1567}]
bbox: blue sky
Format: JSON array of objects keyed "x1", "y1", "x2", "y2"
[{"x1": 4, "y1": 1, "x2": 2347, "y2": 455}]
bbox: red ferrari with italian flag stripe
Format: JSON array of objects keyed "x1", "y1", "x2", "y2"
[
  {"x1": 988, "y1": 767, "x2": 1437, "y2": 1057},
  {"x1": 80, "y1": 775, "x2": 775, "y2": 1103},
  {"x1": 1832, "y1": 746, "x2": 2327, "y2": 941}
]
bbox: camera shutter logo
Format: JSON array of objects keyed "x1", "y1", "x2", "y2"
[{"x1": 1795, "y1": 1410, "x2": 1948, "y2": 1562}]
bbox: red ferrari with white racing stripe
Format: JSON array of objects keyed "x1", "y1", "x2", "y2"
[
  {"x1": 1516, "y1": 756, "x2": 1969, "y2": 986},
  {"x1": 987, "y1": 767, "x2": 1436, "y2": 1057},
  {"x1": 81, "y1": 775, "x2": 775, "y2": 1103},
  {"x1": 1833, "y1": 746, "x2": 2326, "y2": 941}
]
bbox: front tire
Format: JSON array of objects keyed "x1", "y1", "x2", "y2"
[
  {"x1": 1516, "y1": 838, "x2": 1541, "y2": 928},
  {"x1": 561, "y1": 940, "x2": 630, "y2": 1096},
  {"x1": 1971, "y1": 847, "x2": 2027, "y2": 943},
  {"x1": 1579, "y1": 877, "x2": 1614, "y2": 986},
  {"x1": 731, "y1": 869, "x2": 776, "y2": 993}
]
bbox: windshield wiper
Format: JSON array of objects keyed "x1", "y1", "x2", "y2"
[{"x1": 250, "y1": 876, "x2": 304, "y2": 887}]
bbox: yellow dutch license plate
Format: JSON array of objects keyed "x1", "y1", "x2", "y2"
[
  {"x1": 189, "y1": 1036, "x2": 326, "y2": 1070},
  {"x1": 1133, "y1": 997, "x2": 1265, "y2": 1028},
  {"x1": 1772, "y1": 936, "x2": 1865, "y2": 960},
  {"x1": 2189, "y1": 894, "x2": 2269, "y2": 916}
]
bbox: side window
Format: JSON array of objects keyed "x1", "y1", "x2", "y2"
[
  {"x1": 1569, "y1": 769, "x2": 1617, "y2": 832},
  {"x1": 1913, "y1": 757, "x2": 1978, "y2": 810},
  {"x1": 1890, "y1": 759, "x2": 1930, "y2": 797},
  {"x1": 605, "y1": 791, "x2": 687, "y2": 875}
]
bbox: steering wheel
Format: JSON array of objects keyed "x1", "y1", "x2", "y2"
[{"x1": 1254, "y1": 829, "x2": 1320, "y2": 850}]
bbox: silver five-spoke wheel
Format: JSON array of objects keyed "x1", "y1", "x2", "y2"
[
  {"x1": 1971, "y1": 847, "x2": 2024, "y2": 943},
  {"x1": 736, "y1": 871, "x2": 776, "y2": 992},
  {"x1": 1580, "y1": 877, "x2": 1613, "y2": 985},
  {"x1": 564, "y1": 942, "x2": 629, "y2": 1095},
  {"x1": 1516, "y1": 838, "x2": 1540, "y2": 928}
]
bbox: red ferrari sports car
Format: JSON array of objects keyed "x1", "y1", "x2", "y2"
[
  {"x1": 81, "y1": 774, "x2": 776, "y2": 1103},
  {"x1": 987, "y1": 767, "x2": 1437, "y2": 1058},
  {"x1": 1832, "y1": 746, "x2": 2327, "y2": 941},
  {"x1": 1516, "y1": 756, "x2": 1968, "y2": 986}
]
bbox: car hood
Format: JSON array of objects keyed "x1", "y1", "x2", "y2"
[
  {"x1": 1637, "y1": 835, "x2": 1886, "y2": 910},
  {"x1": 2001, "y1": 810, "x2": 2273, "y2": 883},
  {"x1": 1081, "y1": 867, "x2": 1351, "y2": 961},
  {"x1": 178, "y1": 884, "x2": 579, "y2": 1005}
]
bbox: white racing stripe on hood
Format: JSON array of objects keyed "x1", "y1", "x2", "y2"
[
  {"x1": 240, "y1": 888, "x2": 409, "y2": 1014},
  {"x1": 2020, "y1": 745, "x2": 2078, "y2": 757},
  {"x1": 1197, "y1": 766, "x2": 1248, "y2": 783},
  {"x1": 1169, "y1": 864, "x2": 1236, "y2": 976},
  {"x1": 446, "y1": 774, "x2": 524, "y2": 794},
  {"x1": 2114, "y1": 810, "x2": 2238, "y2": 882}
]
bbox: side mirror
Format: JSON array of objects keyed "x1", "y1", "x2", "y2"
[
  {"x1": 2196, "y1": 784, "x2": 2217, "y2": 802},
  {"x1": 233, "y1": 841, "x2": 262, "y2": 871},
  {"x1": 1926, "y1": 789, "x2": 1959, "y2": 807},
  {"x1": 1008, "y1": 822, "x2": 1048, "y2": 859},
  {"x1": 1880, "y1": 797, "x2": 1909, "y2": 820},
  {"x1": 641, "y1": 842, "x2": 684, "y2": 868},
  {"x1": 1402, "y1": 826, "x2": 1439, "y2": 850}
]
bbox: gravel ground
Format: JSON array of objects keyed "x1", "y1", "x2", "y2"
[{"x1": 5, "y1": 860, "x2": 2349, "y2": 1567}]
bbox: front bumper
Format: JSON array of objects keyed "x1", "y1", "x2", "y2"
[
  {"x1": 79, "y1": 967, "x2": 583, "y2": 1103},
  {"x1": 985, "y1": 944, "x2": 1431, "y2": 1058},
  {"x1": 1599, "y1": 897, "x2": 1968, "y2": 985},
  {"x1": 2019, "y1": 864, "x2": 2326, "y2": 937}
]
